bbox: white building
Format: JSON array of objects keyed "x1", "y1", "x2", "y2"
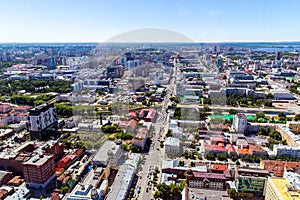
[
  {"x1": 273, "y1": 144, "x2": 300, "y2": 159},
  {"x1": 105, "y1": 164, "x2": 135, "y2": 200},
  {"x1": 92, "y1": 141, "x2": 122, "y2": 167},
  {"x1": 164, "y1": 137, "x2": 182, "y2": 155},
  {"x1": 233, "y1": 113, "x2": 248, "y2": 134}
]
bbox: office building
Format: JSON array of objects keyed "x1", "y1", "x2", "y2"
[{"x1": 23, "y1": 154, "x2": 56, "y2": 189}]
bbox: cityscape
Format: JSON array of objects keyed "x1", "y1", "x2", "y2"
[{"x1": 2, "y1": 1, "x2": 300, "y2": 200}]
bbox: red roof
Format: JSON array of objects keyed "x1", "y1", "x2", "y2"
[
  {"x1": 226, "y1": 144, "x2": 236, "y2": 152},
  {"x1": 205, "y1": 144, "x2": 226, "y2": 152},
  {"x1": 60, "y1": 156, "x2": 71, "y2": 164},
  {"x1": 69, "y1": 155, "x2": 77, "y2": 160},
  {"x1": 126, "y1": 119, "x2": 137, "y2": 129},
  {"x1": 211, "y1": 137, "x2": 225, "y2": 143},
  {"x1": 128, "y1": 112, "x2": 138, "y2": 118},
  {"x1": 73, "y1": 148, "x2": 83, "y2": 157},
  {"x1": 213, "y1": 164, "x2": 228, "y2": 171},
  {"x1": 119, "y1": 121, "x2": 128, "y2": 127},
  {"x1": 55, "y1": 168, "x2": 64, "y2": 174}
]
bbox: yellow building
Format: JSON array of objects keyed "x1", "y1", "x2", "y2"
[{"x1": 265, "y1": 177, "x2": 300, "y2": 200}]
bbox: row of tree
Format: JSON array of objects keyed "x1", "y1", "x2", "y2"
[{"x1": 0, "y1": 79, "x2": 72, "y2": 95}]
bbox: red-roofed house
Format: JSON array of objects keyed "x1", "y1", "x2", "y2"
[
  {"x1": 14, "y1": 105, "x2": 32, "y2": 113},
  {"x1": 210, "y1": 137, "x2": 225, "y2": 145},
  {"x1": 249, "y1": 144, "x2": 268, "y2": 157},
  {"x1": 212, "y1": 164, "x2": 228, "y2": 172},
  {"x1": 119, "y1": 121, "x2": 128, "y2": 128},
  {"x1": 139, "y1": 109, "x2": 157, "y2": 122},
  {"x1": 57, "y1": 156, "x2": 72, "y2": 169},
  {"x1": 226, "y1": 144, "x2": 237, "y2": 156},
  {"x1": 260, "y1": 160, "x2": 300, "y2": 177},
  {"x1": 126, "y1": 119, "x2": 137, "y2": 133},
  {"x1": 204, "y1": 144, "x2": 226, "y2": 155},
  {"x1": 128, "y1": 111, "x2": 138, "y2": 119},
  {"x1": 0, "y1": 104, "x2": 12, "y2": 114},
  {"x1": 236, "y1": 148, "x2": 251, "y2": 158}
]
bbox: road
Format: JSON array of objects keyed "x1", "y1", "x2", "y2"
[{"x1": 136, "y1": 58, "x2": 178, "y2": 200}]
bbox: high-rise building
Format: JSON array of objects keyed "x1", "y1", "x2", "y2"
[
  {"x1": 23, "y1": 154, "x2": 56, "y2": 189},
  {"x1": 276, "y1": 51, "x2": 282, "y2": 61},
  {"x1": 233, "y1": 113, "x2": 248, "y2": 134},
  {"x1": 28, "y1": 102, "x2": 58, "y2": 140},
  {"x1": 46, "y1": 57, "x2": 57, "y2": 70}
]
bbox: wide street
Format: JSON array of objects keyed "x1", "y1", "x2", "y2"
[{"x1": 135, "y1": 59, "x2": 178, "y2": 200}]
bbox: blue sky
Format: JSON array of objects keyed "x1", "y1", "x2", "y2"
[{"x1": 1, "y1": 0, "x2": 300, "y2": 42}]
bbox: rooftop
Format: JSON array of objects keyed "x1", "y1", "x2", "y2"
[
  {"x1": 270, "y1": 177, "x2": 300, "y2": 200},
  {"x1": 93, "y1": 141, "x2": 121, "y2": 164},
  {"x1": 23, "y1": 154, "x2": 52, "y2": 166}
]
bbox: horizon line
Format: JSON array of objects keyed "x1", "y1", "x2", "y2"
[{"x1": 1, "y1": 40, "x2": 300, "y2": 44}]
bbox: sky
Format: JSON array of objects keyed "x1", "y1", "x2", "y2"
[{"x1": 1, "y1": 0, "x2": 300, "y2": 43}]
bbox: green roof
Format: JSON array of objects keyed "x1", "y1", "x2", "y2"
[
  {"x1": 209, "y1": 114, "x2": 233, "y2": 121},
  {"x1": 209, "y1": 115, "x2": 225, "y2": 119},
  {"x1": 258, "y1": 118, "x2": 267, "y2": 122},
  {"x1": 247, "y1": 115, "x2": 256, "y2": 120}
]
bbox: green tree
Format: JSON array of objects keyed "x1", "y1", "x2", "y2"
[
  {"x1": 166, "y1": 129, "x2": 173, "y2": 137},
  {"x1": 205, "y1": 152, "x2": 215, "y2": 161},
  {"x1": 278, "y1": 112, "x2": 286, "y2": 121},
  {"x1": 266, "y1": 93, "x2": 274, "y2": 99},
  {"x1": 228, "y1": 188, "x2": 237, "y2": 198},
  {"x1": 229, "y1": 109, "x2": 238, "y2": 115},
  {"x1": 256, "y1": 112, "x2": 265, "y2": 119}
]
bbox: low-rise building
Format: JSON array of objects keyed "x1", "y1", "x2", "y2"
[
  {"x1": 187, "y1": 170, "x2": 227, "y2": 190},
  {"x1": 260, "y1": 160, "x2": 300, "y2": 177},
  {"x1": 235, "y1": 168, "x2": 270, "y2": 198},
  {"x1": 132, "y1": 128, "x2": 148, "y2": 150},
  {"x1": 273, "y1": 145, "x2": 300, "y2": 159},
  {"x1": 92, "y1": 141, "x2": 122, "y2": 167},
  {"x1": 105, "y1": 164, "x2": 135, "y2": 200},
  {"x1": 164, "y1": 137, "x2": 182, "y2": 156}
]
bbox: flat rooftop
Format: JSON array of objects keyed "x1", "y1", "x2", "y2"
[
  {"x1": 271, "y1": 178, "x2": 300, "y2": 200},
  {"x1": 23, "y1": 154, "x2": 52, "y2": 166}
]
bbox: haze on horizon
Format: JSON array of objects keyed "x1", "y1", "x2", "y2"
[{"x1": 1, "y1": 0, "x2": 300, "y2": 43}]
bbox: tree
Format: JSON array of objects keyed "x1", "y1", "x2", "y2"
[
  {"x1": 154, "y1": 183, "x2": 183, "y2": 199},
  {"x1": 278, "y1": 112, "x2": 286, "y2": 121},
  {"x1": 228, "y1": 188, "x2": 237, "y2": 198},
  {"x1": 205, "y1": 152, "x2": 215, "y2": 161},
  {"x1": 216, "y1": 153, "x2": 227, "y2": 161},
  {"x1": 294, "y1": 114, "x2": 300, "y2": 121},
  {"x1": 270, "y1": 130, "x2": 282, "y2": 141},
  {"x1": 229, "y1": 109, "x2": 238, "y2": 115},
  {"x1": 178, "y1": 160, "x2": 185, "y2": 167},
  {"x1": 190, "y1": 161, "x2": 195, "y2": 167},
  {"x1": 266, "y1": 93, "x2": 274, "y2": 99},
  {"x1": 256, "y1": 112, "x2": 265, "y2": 119},
  {"x1": 166, "y1": 129, "x2": 173, "y2": 137},
  {"x1": 258, "y1": 127, "x2": 270, "y2": 136}
]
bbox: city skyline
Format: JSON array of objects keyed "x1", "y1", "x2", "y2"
[{"x1": 1, "y1": 0, "x2": 300, "y2": 43}]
